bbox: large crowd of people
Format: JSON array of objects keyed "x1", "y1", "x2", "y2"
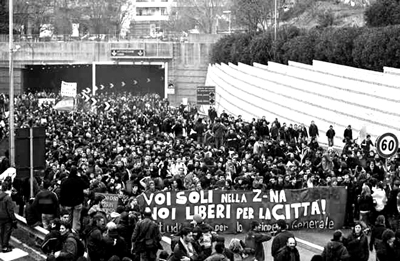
[{"x1": 0, "y1": 91, "x2": 399, "y2": 261}]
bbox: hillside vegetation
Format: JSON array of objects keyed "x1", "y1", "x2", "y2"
[{"x1": 281, "y1": 0, "x2": 367, "y2": 29}]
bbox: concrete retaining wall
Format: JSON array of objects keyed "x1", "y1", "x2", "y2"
[
  {"x1": 206, "y1": 61, "x2": 400, "y2": 148},
  {"x1": 0, "y1": 41, "x2": 214, "y2": 104}
]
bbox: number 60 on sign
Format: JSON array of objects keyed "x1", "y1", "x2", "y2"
[{"x1": 376, "y1": 133, "x2": 399, "y2": 158}]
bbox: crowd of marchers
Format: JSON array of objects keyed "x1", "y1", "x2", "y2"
[{"x1": 0, "y1": 91, "x2": 400, "y2": 261}]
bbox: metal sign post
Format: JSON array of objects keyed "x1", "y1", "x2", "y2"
[
  {"x1": 376, "y1": 132, "x2": 399, "y2": 173},
  {"x1": 30, "y1": 127, "x2": 34, "y2": 198}
]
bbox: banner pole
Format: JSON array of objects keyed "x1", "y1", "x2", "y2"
[{"x1": 30, "y1": 127, "x2": 34, "y2": 198}]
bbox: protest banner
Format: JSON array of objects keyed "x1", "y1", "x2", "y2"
[
  {"x1": 95, "y1": 193, "x2": 119, "y2": 214},
  {"x1": 38, "y1": 98, "x2": 56, "y2": 107},
  {"x1": 137, "y1": 187, "x2": 347, "y2": 234},
  {"x1": 61, "y1": 81, "x2": 77, "y2": 97}
]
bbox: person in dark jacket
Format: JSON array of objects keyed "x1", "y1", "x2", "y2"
[
  {"x1": 245, "y1": 220, "x2": 271, "y2": 261},
  {"x1": 25, "y1": 197, "x2": 42, "y2": 227},
  {"x1": 59, "y1": 166, "x2": 89, "y2": 233},
  {"x1": 194, "y1": 118, "x2": 206, "y2": 145},
  {"x1": 47, "y1": 221, "x2": 82, "y2": 261},
  {"x1": 326, "y1": 125, "x2": 336, "y2": 147},
  {"x1": 208, "y1": 107, "x2": 218, "y2": 124},
  {"x1": 394, "y1": 229, "x2": 400, "y2": 260},
  {"x1": 0, "y1": 182, "x2": 17, "y2": 253},
  {"x1": 103, "y1": 222, "x2": 128, "y2": 261},
  {"x1": 131, "y1": 207, "x2": 162, "y2": 261},
  {"x1": 309, "y1": 121, "x2": 319, "y2": 140},
  {"x1": 357, "y1": 185, "x2": 374, "y2": 227},
  {"x1": 343, "y1": 222, "x2": 369, "y2": 261},
  {"x1": 369, "y1": 215, "x2": 387, "y2": 251},
  {"x1": 343, "y1": 125, "x2": 353, "y2": 142},
  {"x1": 34, "y1": 179, "x2": 60, "y2": 230},
  {"x1": 275, "y1": 237, "x2": 300, "y2": 261},
  {"x1": 376, "y1": 229, "x2": 396, "y2": 261},
  {"x1": 212, "y1": 118, "x2": 227, "y2": 149},
  {"x1": 84, "y1": 214, "x2": 106, "y2": 261},
  {"x1": 271, "y1": 220, "x2": 294, "y2": 260},
  {"x1": 321, "y1": 230, "x2": 350, "y2": 261},
  {"x1": 170, "y1": 227, "x2": 197, "y2": 261}
]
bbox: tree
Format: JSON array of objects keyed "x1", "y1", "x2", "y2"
[
  {"x1": 13, "y1": 0, "x2": 55, "y2": 35},
  {"x1": 80, "y1": 0, "x2": 132, "y2": 36},
  {"x1": 314, "y1": 27, "x2": 362, "y2": 67},
  {"x1": 0, "y1": 0, "x2": 8, "y2": 34},
  {"x1": 282, "y1": 28, "x2": 321, "y2": 65},
  {"x1": 365, "y1": 0, "x2": 400, "y2": 27},
  {"x1": 231, "y1": 0, "x2": 274, "y2": 33},
  {"x1": 171, "y1": 0, "x2": 230, "y2": 34}
]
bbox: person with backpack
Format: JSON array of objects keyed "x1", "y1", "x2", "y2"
[
  {"x1": 244, "y1": 221, "x2": 272, "y2": 261},
  {"x1": 47, "y1": 221, "x2": 86, "y2": 261},
  {"x1": 271, "y1": 220, "x2": 294, "y2": 260},
  {"x1": 131, "y1": 207, "x2": 162, "y2": 261},
  {"x1": 321, "y1": 230, "x2": 350, "y2": 261}
]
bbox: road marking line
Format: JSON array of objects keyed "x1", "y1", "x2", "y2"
[{"x1": 295, "y1": 237, "x2": 324, "y2": 251}]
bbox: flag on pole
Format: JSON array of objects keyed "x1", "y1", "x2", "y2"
[{"x1": 54, "y1": 97, "x2": 75, "y2": 111}]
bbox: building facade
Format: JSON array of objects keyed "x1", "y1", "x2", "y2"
[{"x1": 130, "y1": 0, "x2": 177, "y2": 38}]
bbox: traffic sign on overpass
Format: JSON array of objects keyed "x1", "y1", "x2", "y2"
[
  {"x1": 197, "y1": 86, "x2": 216, "y2": 105},
  {"x1": 111, "y1": 48, "x2": 145, "y2": 58}
]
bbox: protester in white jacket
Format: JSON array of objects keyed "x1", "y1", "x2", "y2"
[{"x1": 372, "y1": 182, "x2": 387, "y2": 224}]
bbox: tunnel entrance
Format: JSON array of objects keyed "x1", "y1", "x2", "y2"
[{"x1": 23, "y1": 63, "x2": 166, "y2": 97}]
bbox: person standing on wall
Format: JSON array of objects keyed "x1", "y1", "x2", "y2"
[
  {"x1": 59, "y1": 166, "x2": 89, "y2": 233},
  {"x1": 309, "y1": 120, "x2": 319, "y2": 141},
  {"x1": 326, "y1": 125, "x2": 336, "y2": 147}
]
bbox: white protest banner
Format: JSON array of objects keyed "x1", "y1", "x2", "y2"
[
  {"x1": 61, "y1": 81, "x2": 77, "y2": 97},
  {"x1": 38, "y1": 98, "x2": 56, "y2": 107}
]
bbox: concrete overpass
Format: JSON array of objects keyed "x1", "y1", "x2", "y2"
[{"x1": 0, "y1": 41, "x2": 214, "y2": 105}]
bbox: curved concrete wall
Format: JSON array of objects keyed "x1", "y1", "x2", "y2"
[{"x1": 205, "y1": 61, "x2": 400, "y2": 148}]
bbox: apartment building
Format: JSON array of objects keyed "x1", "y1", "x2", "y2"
[{"x1": 130, "y1": 0, "x2": 177, "y2": 38}]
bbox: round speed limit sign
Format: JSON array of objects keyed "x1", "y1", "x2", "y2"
[{"x1": 376, "y1": 133, "x2": 399, "y2": 158}]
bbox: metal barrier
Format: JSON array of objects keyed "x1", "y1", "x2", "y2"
[{"x1": 15, "y1": 213, "x2": 48, "y2": 241}]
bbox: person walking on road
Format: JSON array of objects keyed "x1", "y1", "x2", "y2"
[
  {"x1": 275, "y1": 237, "x2": 300, "y2": 261},
  {"x1": 271, "y1": 220, "x2": 294, "y2": 260},
  {"x1": 131, "y1": 207, "x2": 162, "y2": 261},
  {"x1": 321, "y1": 230, "x2": 350, "y2": 261},
  {"x1": 0, "y1": 182, "x2": 17, "y2": 253},
  {"x1": 244, "y1": 221, "x2": 272, "y2": 261}
]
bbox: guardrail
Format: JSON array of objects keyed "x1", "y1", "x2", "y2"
[{"x1": 15, "y1": 213, "x2": 48, "y2": 241}]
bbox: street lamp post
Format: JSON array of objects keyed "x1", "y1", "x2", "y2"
[
  {"x1": 9, "y1": 0, "x2": 15, "y2": 167},
  {"x1": 274, "y1": 0, "x2": 277, "y2": 41}
]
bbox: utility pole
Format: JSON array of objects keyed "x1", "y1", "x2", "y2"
[
  {"x1": 9, "y1": 0, "x2": 15, "y2": 167},
  {"x1": 274, "y1": 0, "x2": 277, "y2": 41}
]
